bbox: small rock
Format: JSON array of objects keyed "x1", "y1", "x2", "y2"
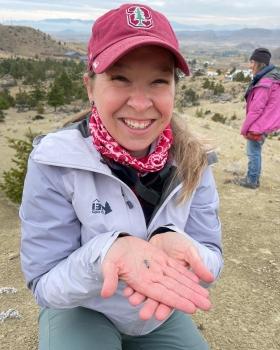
[
  {"x1": 259, "y1": 248, "x2": 272, "y2": 255},
  {"x1": 8, "y1": 252, "x2": 19, "y2": 260},
  {"x1": 0, "y1": 287, "x2": 17, "y2": 294},
  {"x1": 0, "y1": 309, "x2": 21, "y2": 323}
]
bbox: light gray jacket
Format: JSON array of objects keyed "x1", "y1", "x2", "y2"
[{"x1": 20, "y1": 121, "x2": 223, "y2": 336}]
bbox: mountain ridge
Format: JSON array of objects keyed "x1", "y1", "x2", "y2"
[
  {"x1": 0, "y1": 23, "x2": 279, "y2": 60},
  {"x1": 0, "y1": 24, "x2": 84, "y2": 58}
]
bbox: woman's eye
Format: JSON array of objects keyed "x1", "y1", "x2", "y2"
[
  {"x1": 111, "y1": 75, "x2": 129, "y2": 82},
  {"x1": 153, "y1": 79, "x2": 169, "y2": 85}
]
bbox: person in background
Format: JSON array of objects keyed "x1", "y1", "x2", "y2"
[
  {"x1": 234, "y1": 48, "x2": 280, "y2": 189},
  {"x1": 20, "y1": 3, "x2": 223, "y2": 350}
]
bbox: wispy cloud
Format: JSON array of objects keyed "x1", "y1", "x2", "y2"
[{"x1": 0, "y1": 0, "x2": 279, "y2": 27}]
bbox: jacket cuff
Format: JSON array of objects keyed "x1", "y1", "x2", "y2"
[
  {"x1": 148, "y1": 225, "x2": 176, "y2": 239},
  {"x1": 99, "y1": 231, "x2": 131, "y2": 263}
]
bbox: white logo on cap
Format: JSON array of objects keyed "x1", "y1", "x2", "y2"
[
  {"x1": 93, "y1": 60, "x2": 99, "y2": 69},
  {"x1": 126, "y1": 6, "x2": 153, "y2": 29}
]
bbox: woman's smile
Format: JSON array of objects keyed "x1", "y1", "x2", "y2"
[{"x1": 122, "y1": 118, "x2": 154, "y2": 130}]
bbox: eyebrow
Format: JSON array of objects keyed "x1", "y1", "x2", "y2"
[{"x1": 111, "y1": 62, "x2": 174, "y2": 74}]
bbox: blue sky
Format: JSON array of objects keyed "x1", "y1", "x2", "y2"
[{"x1": 0, "y1": 0, "x2": 280, "y2": 28}]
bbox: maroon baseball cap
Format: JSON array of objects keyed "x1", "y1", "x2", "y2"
[{"x1": 87, "y1": 3, "x2": 189, "y2": 75}]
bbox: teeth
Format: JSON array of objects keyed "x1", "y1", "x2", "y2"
[{"x1": 123, "y1": 119, "x2": 152, "y2": 129}]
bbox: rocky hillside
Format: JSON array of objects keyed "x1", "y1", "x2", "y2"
[{"x1": 0, "y1": 24, "x2": 70, "y2": 58}]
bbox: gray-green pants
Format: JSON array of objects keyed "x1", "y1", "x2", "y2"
[{"x1": 39, "y1": 307, "x2": 209, "y2": 350}]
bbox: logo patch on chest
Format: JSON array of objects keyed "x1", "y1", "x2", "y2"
[{"x1": 92, "y1": 199, "x2": 112, "y2": 215}]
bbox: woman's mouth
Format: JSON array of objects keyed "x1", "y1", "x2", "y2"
[{"x1": 123, "y1": 118, "x2": 153, "y2": 130}]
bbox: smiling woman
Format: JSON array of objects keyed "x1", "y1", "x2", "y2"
[{"x1": 19, "y1": 3, "x2": 223, "y2": 350}]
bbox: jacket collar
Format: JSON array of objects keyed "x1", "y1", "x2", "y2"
[
  {"x1": 245, "y1": 64, "x2": 275, "y2": 100},
  {"x1": 31, "y1": 120, "x2": 111, "y2": 174}
]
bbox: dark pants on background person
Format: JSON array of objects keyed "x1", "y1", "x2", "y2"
[
  {"x1": 39, "y1": 307, "x2": 209, "y2": 350},
  {"x1": 246, "y1": 137, "x2": 265, "y2": 185}
]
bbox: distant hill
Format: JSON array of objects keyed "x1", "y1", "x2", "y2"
[
  {"x1": 4, "y1": 18, "x2": 280, "y2": 46},
  {"x1": 234, "y1": 42, "x2": 256, "y2": 51},
  {"x1": 0, "y1": 22, "x2": 279, "y2": 62},
  {"x1": 177, "y1": 28, "x2": 280, "y2": 47},
  {"x1": 0, "y1": 24, "x2": 71, "y2": 58}
]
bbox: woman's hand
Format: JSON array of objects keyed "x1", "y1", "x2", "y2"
[
  {"x1": 123, "y1": 286, "x2": 173, "y2": 320},
  {"x1": 101, "y1": 236, "x2": 211, "y2": 315},
  {"x1": 150, "y1": 232, "x2": 214, "y2": 283},
  {"x1": 122, "y1": 232, "x2": 214, "y2": 320}
]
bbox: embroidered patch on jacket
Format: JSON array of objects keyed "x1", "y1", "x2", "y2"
[
  {"x1": 92, "y1": 199, "x2": 112, "y2": 215},
  {"x1": 126, "y1": 6, "x2": 153, "y2": 29}
]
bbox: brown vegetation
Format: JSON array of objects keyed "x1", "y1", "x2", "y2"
[{"x1": 0, "y1": 24, "x2": 69, "y2": 58}]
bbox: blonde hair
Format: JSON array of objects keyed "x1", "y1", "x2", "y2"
[
  {"x1": 63, "y1": 107, "x2": 91, "y2": 126},
  {"x1": 170, "y1": 114, "x2": 208, "y2": 203}
]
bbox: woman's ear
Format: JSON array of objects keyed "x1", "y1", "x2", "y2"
[
  {"x1": 83, "y1": 72, "x2": 89, "y2": 87},
  {"x1": 83, "y1": 73, "x2": 95, "y2": 102}
]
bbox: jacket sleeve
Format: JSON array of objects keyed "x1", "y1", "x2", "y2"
[
  {"x1": 241, "y1": 85, "x2": 270, "y2": 135},
  {"x1": 184, "y1": 166, "x2": 223, "y2": 281},
  {"x1": 20, "y1": 157, "x2": 123, "y2": 308}
]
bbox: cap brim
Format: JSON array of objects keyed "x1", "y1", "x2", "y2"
[{"x1": 91, "y1": 35, "x2": 190, "y2": 75}]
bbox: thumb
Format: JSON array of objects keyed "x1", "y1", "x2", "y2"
[
  {"x1": 186, "y1": 246, "x2": 214, "y2": 283},
  {"x1": 101, "y1": 261, "x2": 119, "y2": 298}
]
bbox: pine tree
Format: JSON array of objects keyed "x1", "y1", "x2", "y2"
[
  {"x1": 0, "y1": 130, "x2": 38, "y2": 203},
  {"x1": 30, "y1": 84, "x2": 46, "y2": 106},
  {"x1": 57, "y1": 71, "x2": 73, "y2": 103},
  {"x1": 0, "y1": 89, "x2": 15, "y2": 110},
  {"x1": 134, "y1": 7, "x2": 146, "y2": 26},
  {"x1": 47, "y1": 83, "x2": 64, "y2": 111},
  {"x1": 15, "y1": 89, "x2": 32, "y2": 110}
]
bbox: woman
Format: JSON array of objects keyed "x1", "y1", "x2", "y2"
[
  {"x1": 20, "y1": 4, "x2": 223, "y2": 350},
  {"x1": 236, "y1": 48, "x2": 280, "y2": 189}
]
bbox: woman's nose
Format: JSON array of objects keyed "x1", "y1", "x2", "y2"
[{"x1": 127, "y1": 89, "x2": 153, "y2": 112}]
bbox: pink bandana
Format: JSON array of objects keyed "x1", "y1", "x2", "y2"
[{"x1": 88, "y1": 107, "x2": 173, "y2": 173}]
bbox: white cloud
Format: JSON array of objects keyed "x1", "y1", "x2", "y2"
[{"x1": 0, "y1": 0, "x2": 279, "y2": 27}]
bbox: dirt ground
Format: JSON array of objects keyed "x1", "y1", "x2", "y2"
[{"x1": 0, "y1": 106, "x2": 280, "y2": 350}]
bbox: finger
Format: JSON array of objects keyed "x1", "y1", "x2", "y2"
[
  {"x1": 133, "y1": 260, "x2": 210, "y2": 310},
  {"x1": 139, "y1": 298, "x2": 159, "y2": 320},
  {"x1": 101, "y1": 261, "x2": 119, "y2": 298},
  {"x1": 123, "y1": 286, "x2": 134, "y2": 297},
  {"x1": 157, "y1": 274, "x2": 211, "y2": 311},
  {"x1": 184, "y1": 246, "x2": 214, "y2": 283},
  {"x1": 163, "y1": 264, "x2": 209, "y2": 297},
  {"x1": 128, "y1": 271, "x2": 198, "y2": 314},
  {"x1": 155, "y1": 304, "x2": 173, "y2": 321},
  {"x1": 139, "y1": 282, "x2": 198, "y2": 314},
  {"x1": 129, "y1": 292, "x2": 146, "y2": 306},
  {"x1": 167, "y1": 258, "x2": 200, "y2": 283},
  {"x1": 139, "y1": 299, "x2": 173, "y2": 321}
]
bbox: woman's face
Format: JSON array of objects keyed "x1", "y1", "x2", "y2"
[
  {"x1": 249, "y1": 60, "x2": 260, "y2": 76},
  {"x1": 86, "y1": 46, "x2": 176, "y2": 158}
]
